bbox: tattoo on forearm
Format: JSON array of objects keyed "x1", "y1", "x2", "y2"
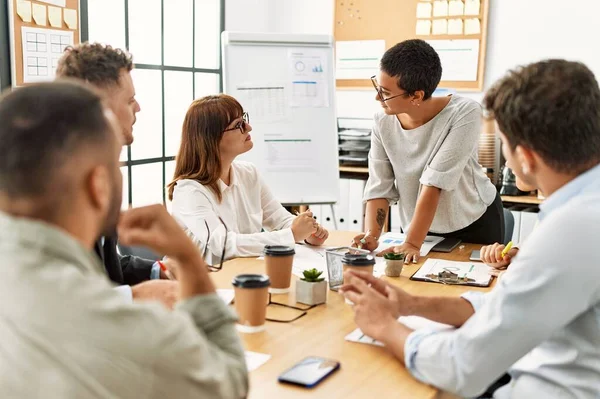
[{"x1": 376, "y1": 208, "x2": 386, "y2": 229}]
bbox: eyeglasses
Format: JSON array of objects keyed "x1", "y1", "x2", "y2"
[
  {"x1": 370, "y1": 76, "x2": 410, "y2": 102},
  {"x1": 202, "y1": 216, "x2": 228, "y2": 272},
  {"x1": 224, "y1": 112, "x2": 250, "y2": 133}
]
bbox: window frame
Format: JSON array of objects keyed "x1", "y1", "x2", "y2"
[{"x1": 81, "y1": 0, "x2": 225, "y2": 207}]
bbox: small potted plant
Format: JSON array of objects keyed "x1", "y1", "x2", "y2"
[
  {"x1": 383, "y1": 252, "x2": 405, "y2": 277},
  {"x1": 296, "y1": 268, "x2": 327, "y2": 305}
]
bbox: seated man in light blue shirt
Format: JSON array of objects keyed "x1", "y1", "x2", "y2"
[{"x1": 341, "y1": 59, "x2": 600, "y2": 398}]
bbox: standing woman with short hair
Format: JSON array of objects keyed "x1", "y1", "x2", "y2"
[{"x1": 353, "y1": 39, "x2": 503, "y2": 263}]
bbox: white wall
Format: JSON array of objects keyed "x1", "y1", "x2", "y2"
[{"x1": 226, "y1": 0, "x2": 600, "y2": 117}]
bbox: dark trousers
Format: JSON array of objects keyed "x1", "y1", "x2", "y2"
[{"x1": 431, "y1": 192, "x2": 504, "y2": 245}]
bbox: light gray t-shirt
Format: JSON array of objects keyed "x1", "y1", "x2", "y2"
[{"x1": 363, "y1": 95, "x2": 497, "y2": 234}]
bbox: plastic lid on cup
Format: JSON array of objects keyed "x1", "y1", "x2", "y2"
[
  {"x1": 341, "y1": 253, "x2": 376, "y2": 266},
  {"x1": 263, "y1": 245, "x2": 295, "y2": 257},
  {"x1": 232, "y1": 274, "x2": 271, "y2": 288}
]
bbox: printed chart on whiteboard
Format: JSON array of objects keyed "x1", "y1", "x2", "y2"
[
  {"x1": 235, "y1": 84, "x2": 288, "y2": 123},
  {"x1": 265, "y1": 139, "x2": 314, "y2": 172},
  {"x1": 21, "y1": 26, "x2": 73, "y2": 83},
  {"x1": 288, "y1": 48, "x2": 330, "y2": 108}
]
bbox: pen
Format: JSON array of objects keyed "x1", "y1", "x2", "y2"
[
  {"x1": 501, "y1": 241, "x2": 513, "y2": 258},
  {"x1": 157, "y1": 260, "x2": 174, "y2": 280}
]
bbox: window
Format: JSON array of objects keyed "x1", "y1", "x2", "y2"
[{"x1": 84, "y1": 0, "x2": 223, "y2": 208}]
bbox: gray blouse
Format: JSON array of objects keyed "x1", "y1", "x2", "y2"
[{"x1": 363, "y1": 95, "x2": 497, "y2": 234}]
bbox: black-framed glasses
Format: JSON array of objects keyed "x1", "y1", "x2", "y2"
[
  {"x1": 203, "y1": 216, "x2": 228, "y2": 272},
  {"x1": 231, "y1": 293, "x2": 320, "y2": 323},
  {"x1": 224, "y1": 112, "x2": 250, "y2": 133},
  {"x1": 370, "y1": 75, "x2": 410, "y2": 102}
]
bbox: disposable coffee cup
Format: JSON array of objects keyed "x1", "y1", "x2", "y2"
[
  {"x1": 232, "y1": 274, "x2": 270, "y2": 333},
  {"x1": 263, "y1": 245, "x2": 295, "y2": 294},
  {"x1": 341, "y1": 253, "x2": 375, "y2": 305}
]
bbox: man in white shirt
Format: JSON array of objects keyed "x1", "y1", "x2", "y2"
[
  {"x1": 341, "y1": 59, "x2": 600, "y2": 398},
  {"x1": 0, "y1": 81, "x2": 247, "y2": 398}
]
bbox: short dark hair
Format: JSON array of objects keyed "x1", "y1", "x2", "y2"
[
  {"x1": 483, "y1": 59, "x2": 600, "y2": 173},
  {"x1": 56, "y1": 42, "x2": 133, "y2": 87},
  {"x1": 380, "y1": 39, "x2": 442, "y2": 100},
  {"x1": 0, "y1": 81, "x2": 111, "y2": 198}
]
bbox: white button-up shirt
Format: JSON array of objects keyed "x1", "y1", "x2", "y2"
[
  {"x1": 171, "y1": 161, "x2": 296, "y2": 260},
  {"x1": 405, "y1": 164, "x2": 600, "y2": 398}
]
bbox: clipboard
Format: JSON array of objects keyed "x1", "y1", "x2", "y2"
[{"x1": 410, "y1": 258, "x2": 493, "y2": 287}]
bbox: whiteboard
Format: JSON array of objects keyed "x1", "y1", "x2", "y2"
[{"x1": 222, "y1": 32, "x2": 339, "y2": 205}]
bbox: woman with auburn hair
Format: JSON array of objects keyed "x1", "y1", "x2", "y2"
[{"x1": 168, "y1": 94, "x2": 328, "y2": 261}]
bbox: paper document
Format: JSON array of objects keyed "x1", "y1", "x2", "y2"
[
  {"x1": 235, "y1": 84, "x2": 288, "y2": 123},
  {"x1": 32, "y1": 3, "x2": 47, "y2": 26},
  {"x1": 464, "y1": 18, "x2": 481, "y2": 34},
  {"x1": 374, "y1": 232, "x2": 444, "y2": 257},
  {"x1": 448, "y1": 0, "x2": 464, "y2": 16},
  {"x1": 36, "y1": 0, "x2": 66, "y2": 7},
  {"x1": 288, "y1": 48, "x2": 330, "y2": 108},
  {"x1": 335, "y1": 40, "x2": 385, "y2": 80},
  {"x1": 21, "y1": 26, "x2": 74, "y2": 83},
  {"x1": 416, "y1": 2, "x2": 432, "y2": 18},
  {"x1": 245, "y1": 351, "x2": 271, "y2": 372},
  {"x1": 265, "y1": 139, "x2": 315, "y2": 172},
  {"x1": 416, "y1": 20, "x2": 432, "y2": 36},
  {"x1": 426, "y1": 39, "x2": 479, "y2": 81},
  {"x1": 433, "y1": 0, "x2": 449, "y2": 16},
  {"x1": 412, "y1": 258, "x2": 493, "y2": 286},
  {"x1": 217, "y1": 289, "x2": 235, "y2": 305},
  {"x1": 345, "y1": 316, "x2": 454, "y2": 347},
  {"x1": 48, "y1": 6, "x2": 61, "y2": 28},
  {"x1": 432, "y1": 19, "x2": 448, "y2": 35},
  {"x1": 464, "y1": 0, "x2": 480, "y2": 15},
  {"x1": 63, "y1": 8, "x2": 77, "y2": 30},
  {"x1": 447, "y1": 18, "x2": 463, "y2": 35},
  {"x1": 17, "y1": 1, "x2": 32, "y2": 23}
]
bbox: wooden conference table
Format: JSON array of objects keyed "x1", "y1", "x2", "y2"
[{"x1": 210, "y1": 231, "x2": 493, "y2": 399}]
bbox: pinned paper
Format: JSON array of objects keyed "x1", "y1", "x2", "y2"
[
  {"x1": 416, "y1": 2, "x2": 432, "y2": 18},
  {"x1": 48, "y1": 6, "x2": 62, "y2": 28},
  {"x1": 448, "y1": 0, "x2": 464, "y2": 16},
  {"x1": 432, "y1": 19, "x2": 448, "y2": 35},
  {"x1": 17, "y1": 1, "x2": 32, "y2": 23},
  {"x1": 32, "y1": 3, "x2": 47, "y2": 26},
  {"x1": 464, "y1": 0, "x2": 480, "y2": 15},
  {"x1": 433, "y1": 1, "x2": 448, "y2": 17},
  {"x1": 63, "y1": 8, "x2": 77, "y2": 30},
  {"x1": 416, "y1": 20, "x2": 432, "y2": 35},
  {"x1": 448, "y1": 18, "x2": 463, "y2": 34},
  {"x1": 464, "y1": 18, "x2": 481, "y2": 34}
]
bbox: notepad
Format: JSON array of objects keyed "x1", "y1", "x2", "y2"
[
  {"x1": 448, "y1": 18, "x2": 463, "y2": 34},
  {"x1": 432, "y1": 19, "x2": 448, "y2": 35},
  {"x1": 411, "y1": 258, "x2": 493, "y2": 287},
  {"x1": 416, "y1": 20, "x2": 432, "y2": 35},
  {"x1": 416, "y1": 2, "x2": 432, "y2": 18},
  {"x1": 464, "y1": 0, "x2": 480, "y2": 15},
  {"x1": 433, "y1": 0, "x2": 449, "y2": 16},
  {"x1": 464, "y1": 18, "x2": 481, "y2": 34},
  {"x1": 448, "y1": 0, "x2": 464, "y2": 16}
]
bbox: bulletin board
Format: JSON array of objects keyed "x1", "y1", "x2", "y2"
[
  {"x1": 8, "y1": 0, "x2": 80, "y2": 87},
  {"x1": 334, "y1": 0, "x2": 489, "y2": 91}
]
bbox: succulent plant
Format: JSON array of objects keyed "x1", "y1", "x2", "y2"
[
  {"x1": 383, "y1": 252, "x2": 405, "y2": 261},
  {"x1": 301, "y1": 268, "x2": 325, "y2": 282}
]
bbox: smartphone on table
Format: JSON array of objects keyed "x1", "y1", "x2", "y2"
[
  {"x1": 470, "y1": 249, "x2": 482, "y2": 261},
  {"x1": 278, "y1": 356, "x2": 340, "y2": 388}
]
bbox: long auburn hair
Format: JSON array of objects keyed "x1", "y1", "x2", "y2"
[{"x1": 167, "y1": 94, "x2": 243, "y2": 202}]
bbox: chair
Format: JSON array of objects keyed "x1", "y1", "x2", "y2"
[
  {"x1": 503, "y1": 208, "x2": 514, "y2": 245},
  {"x1": 117, "y1": 243, "x2": 160, "y2": 261}
]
